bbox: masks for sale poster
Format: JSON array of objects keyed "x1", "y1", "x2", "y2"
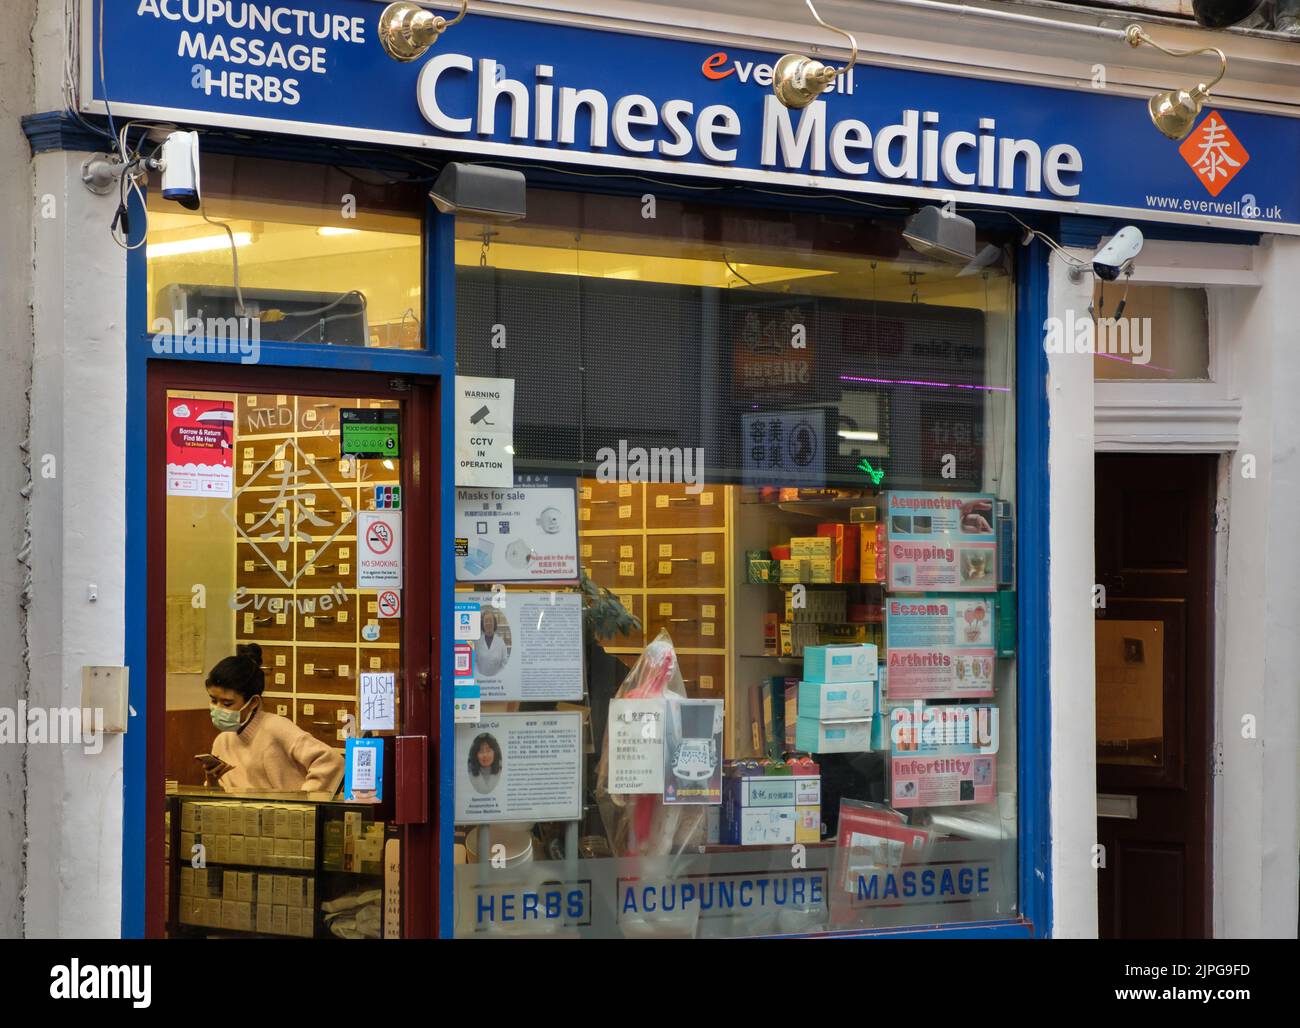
[
  {"x1": 166, "y1": 398, "x2": 234, "y2": 497},
  {"x1": 454, "y1": 475, "x2": 579, "y2": 583}
]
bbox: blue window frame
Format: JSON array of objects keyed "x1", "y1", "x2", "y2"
[{"x1": 115, "y1": 134, "x2": 1052, "y2": 940}]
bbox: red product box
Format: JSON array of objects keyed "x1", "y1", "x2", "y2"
[{"x1": 816, "y1": 523, "x2": 861, "y2": 583}]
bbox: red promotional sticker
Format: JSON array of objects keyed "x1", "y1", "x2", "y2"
[{"x1": 167, "y1": 398, "x2": 234, "y2": 497}]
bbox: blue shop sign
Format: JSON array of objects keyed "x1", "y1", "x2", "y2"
[{"x1": 89, "y1": 1, "x2": 1300, "y2": 233}]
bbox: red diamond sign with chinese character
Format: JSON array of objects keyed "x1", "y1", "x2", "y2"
[{"x1": 1179, "y1": 111, "x2": 1249, "y2": 197}]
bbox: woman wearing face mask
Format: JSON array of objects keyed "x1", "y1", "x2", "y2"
[{"x1": 203, "y1": 643, "x2": 345, "y2": 794}]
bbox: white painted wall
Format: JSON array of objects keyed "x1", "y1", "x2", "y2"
[
  {"x1": 1046, "y1": 251, "x2": 1100, "y2": 938},
  {"x1": 1214, "y1": 236, "x2": 1300, "y2": 938},
  {"x1": 0, "y1": 0, "x2": 37, "y2": 941},
  {"x1": 25, "y1": 148, "x2": 129, "y2": 938}
]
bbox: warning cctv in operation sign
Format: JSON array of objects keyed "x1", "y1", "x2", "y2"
[{"x1": 455, "y1": 376, "x2": 515, "y2": 488}]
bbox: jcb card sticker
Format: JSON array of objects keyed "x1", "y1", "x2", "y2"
[
  {"x1": 454, "y1": 600, "x2": 482, "y2": 641},
  {"x1": 357, "y1": 511, "x2": 402, "y2": 588}
]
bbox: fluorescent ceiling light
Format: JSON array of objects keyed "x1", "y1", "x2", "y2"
[
  {"x1": 147, "y1": 232, "x2": 252, "y2": 259},
  {"x1": 318, "y1": 227, "x2": 361, "y2": 237},
  {"x1": 838, "y1": 430, "x2": 880, "y2": 442},
  {"x1": 455, "y1": 240, "x2": 833, "y2": 288}
]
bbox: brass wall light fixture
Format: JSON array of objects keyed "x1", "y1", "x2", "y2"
[
  {"x1": 773, "y1": 0, "x2": 859, "y2": 109},
  {"x1": 1126, "y1": 25, "x2": 1228, "y2": 141},
  {"x1": 378, "y1": 1, "x2": 468, "y2": 62}
]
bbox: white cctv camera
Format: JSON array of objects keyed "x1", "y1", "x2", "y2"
[
  {"x1": 160, "y1": 130, "x2": 201, "y2": 210},
  {"x1": 1092, "y1": 226, "x2": 1143, "y2": 281}
]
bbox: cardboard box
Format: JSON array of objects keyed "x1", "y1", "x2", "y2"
[
  {"x1": 859, "y1": 522, "x2": 885, "y2": 583},
  {"x1": 256, "y1": 904, "x2": 273, "y2": 933},
  {"x1": 271, "y1": 905, "x2": 288, "y2": 934},
  {"x1": 803, "y1": 644, "x2": 877, "y2": 683},
  {"x1": 790, "y1": 536, "x2": 832, "y2": 560},
  {"x1": 798, "y1": 680, "x2": 875, "y2": 720},
  {"x1": 809, "y1": 556, "x2": 834, "y2": 584},
  {"x1": 816, "y1": 522, "x2": 860, "y2": 583},
  {"x1": 721, "y1": 764, "x2": 822, "y2": 845},
  {"x1": 795, "y1": 717, "x2": 872, "y2": 753}
]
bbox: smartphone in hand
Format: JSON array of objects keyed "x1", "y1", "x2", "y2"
[{"x1": 195, "y1": 753, "x2": 234, "y2": 783}]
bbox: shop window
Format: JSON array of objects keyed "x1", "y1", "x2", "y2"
[
  {"x1": 1092, "y1": 284, "x2": 1211, "y2": 381},
  {"x1": 451, "y1": 189, "x2": 1020, "y2": 937},
  {"x1": 146, "y1": 154, "x2": 424, "y2": 349}
]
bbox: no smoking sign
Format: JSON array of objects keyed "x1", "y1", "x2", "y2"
[
  {"x1": 358, "y1": 511, "x2": 402, "y2": 588},
  {"x1": 377, "y1": 589, "x2": 402, "y2": 619}
]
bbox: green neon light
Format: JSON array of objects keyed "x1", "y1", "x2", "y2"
[{"x1": 857, "y1": 458, "x2": 885, "y2": 486}]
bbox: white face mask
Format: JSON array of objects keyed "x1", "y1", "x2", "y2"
[{"x1": 210, "y1": 696, "x2": 256, "y2": 733}]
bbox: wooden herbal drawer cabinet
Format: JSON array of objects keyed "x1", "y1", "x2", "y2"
[
  {"x1": 676, "y1": 652, "x2": 727, "y2": 699},
  {"x1": 643, "y1": 594, "x2": 727, "y2": 649},
  {"x1": 296, "y1": 396, "x2": 350, "y2": 433},
  {"x1": 360, "y1": 597, "x2": 402, "y2": 643},
  {"x1": 295, "y1": 699, "x2": 355, "y2": 747},
  {"x1": 359, "y1": 647, "x2": 402, "y2": 676},
  {"x1": 235, "y1": 594, "x2": 296, "y2": 642},
  {"x1": 645, "y1": 483, "x2": 726, "y2": 530},
  {"x1": 238, "y1": 393, "x2": 296, "y2": 435},
  {"x1": 579, "y1": 480, "x2": 643, "y2": 531},
  {"x1": 580, "y1": 534, "x2": 643, "y2": 591},
  {"x1": 235, "y1": 438, "x2": 290, "y2": 487},
  {"x1": 297, "y1": 547, "x2": 354, "y2": 591},
  {"x1": 596, "y1": 589, "x2": 645, "y2": 650},
  {"x1": 295, "y1": 492, "x2": 355, "y2": 535},
  {"x1": 296, "y1": 646, "x2": 358, "y2": 696},
  {"x1": 644, "y1": 532, "x2": 726, "y2": 589},
  {"x1": 296, "y1": 434, "x2": 355, "y2": 485},
  {"x1": 296, "y1": 594, "x2": 358, "y2": 644},
  {"x1": 235, "y1": 488, "x2": 291, "y2": 533},
  {"x1": 236, "y1": 542, "x2": 294, "y2": 590}
]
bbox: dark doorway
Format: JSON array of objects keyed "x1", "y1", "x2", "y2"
[{"x1": 1094, "y1": 453, "x2": 1215, "y2": 938}]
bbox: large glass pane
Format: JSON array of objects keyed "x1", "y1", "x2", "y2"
[
  {"x1": 147, "y1": 155, "x2": 425, "y2": 349},
  {"x1": 451, "y1": 189, "x2": 1019, "y2": 937}
]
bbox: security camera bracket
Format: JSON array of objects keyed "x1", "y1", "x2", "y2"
[{"x1": 81, "y1": 153, "x2": 125, "y2": 196}]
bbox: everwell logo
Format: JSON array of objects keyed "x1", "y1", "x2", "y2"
[
  {"x1": 1179, "y1": 110, "x2": 1249, "y2": 197},
  {"x1": 700, "y1": 50, "x2": 855, "y2": 95}
]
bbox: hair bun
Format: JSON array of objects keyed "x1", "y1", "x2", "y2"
[{"x1": 236, "y1": 642, "x2": 263, "y2": 668}]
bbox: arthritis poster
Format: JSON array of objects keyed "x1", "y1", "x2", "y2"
[
  {"x1": 885, "y1": 595, "x2": 996, "y2": 699},
  {"x1": 166, "y1": 398, "x2": 234, "y2": 497}
]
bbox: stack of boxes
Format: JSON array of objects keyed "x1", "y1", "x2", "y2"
[
  {"x1": 794, "y1": 644, "x2": 879, "y2": 754},
  {"x1": 178, "y1": 865, "x2": 316, "y2": 936},
  {"x1": 179, "y1": 800, "x2": 317, "y2": 871},
  {"x1": 176, "y1": 800, "x2": 319, "y2": 936},
  {"x1": 720, "y1": 758, "x2": 821, "y2": 845}
]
